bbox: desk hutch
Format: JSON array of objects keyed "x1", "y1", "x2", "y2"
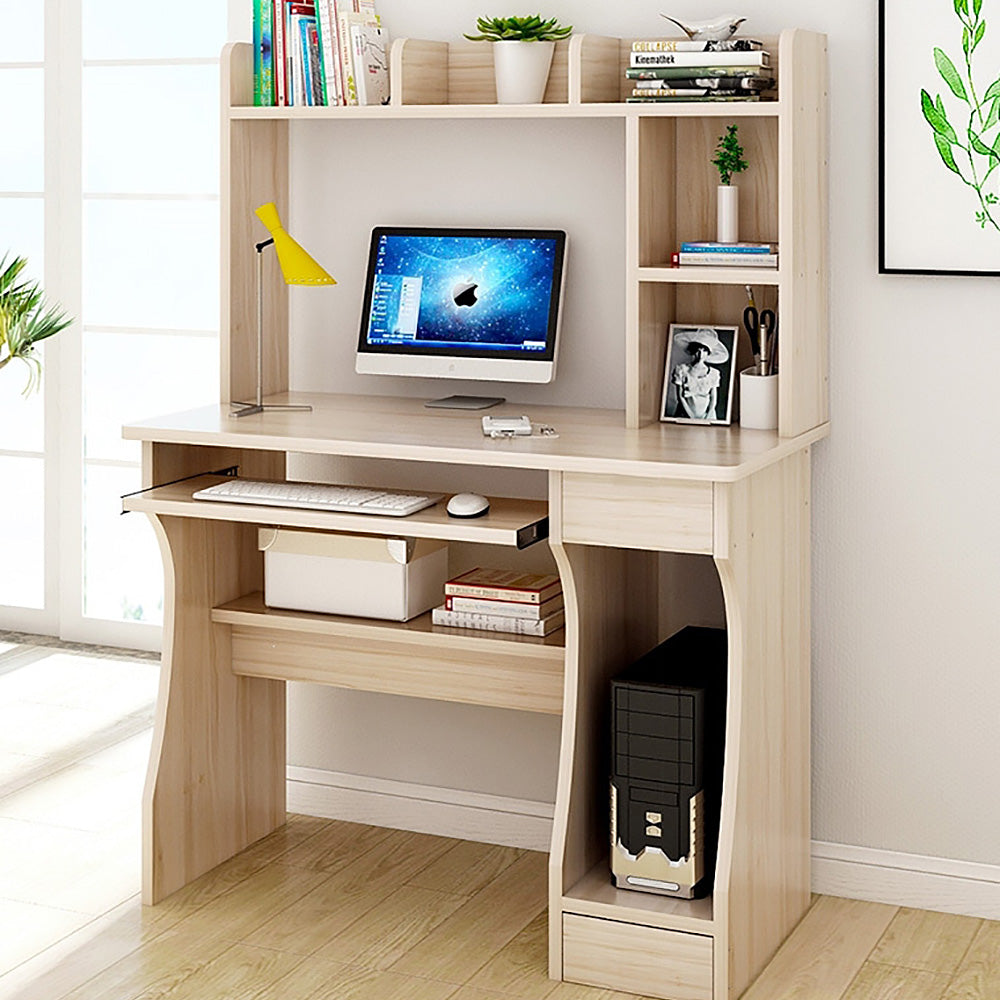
[{"x1": 124, "y1": 30, "x2": 828, "y2": 1000}]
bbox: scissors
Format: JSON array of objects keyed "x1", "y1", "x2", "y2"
[{"x1": 742, "y1": 306, "x2": 777, "y2": 375}]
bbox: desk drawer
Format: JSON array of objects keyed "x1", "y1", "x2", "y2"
[
  {"x1": 563, "y1": 913, "x2": 713, "y2": 1000},
  {"x1": 560, "y1": 473, "x2": 714, "y2": 553}
]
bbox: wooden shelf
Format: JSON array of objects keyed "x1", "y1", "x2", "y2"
[
  {"x1": 638, "y1": 266, "x2": 782, "y2": 286},
  {"x1": 563, "y1": 860, "x2": 715, "y2": 933},
  {"x1": 212, "y1": 592, "x2": 565, "y2": 714},
  {"x1": 123, "y1": 474, "x2": 549, "y2": 548}
]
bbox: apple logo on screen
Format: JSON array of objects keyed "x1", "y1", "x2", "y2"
[{"x1": 452, "y1": 281, "x2": 479, "y2": 307}]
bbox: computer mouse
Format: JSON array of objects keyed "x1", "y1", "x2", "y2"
[{"x1": 446, "y1": 493, "x2": 491, "y2": 518}]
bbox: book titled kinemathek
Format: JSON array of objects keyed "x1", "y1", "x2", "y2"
[{"x1": 443, "y1": 568, "x2": 561, "y2": 605}]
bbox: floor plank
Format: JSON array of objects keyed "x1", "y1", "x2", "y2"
[
  {"x1": 841, "y1": 962, "x2": 951, "y2": 1000},
  {"x1": 868, "y1": 908, "x2": 981, "y2": 974},
  {"x1": 942, "y1": 920, "x2": 1000, "y2": 1000},
  {"x1": 406, "y1": 840, "x2": 524, "y2": 897},
  {"x1": 388, "y1": 851, "x2": 549, "y2": 984},
  {"x1": 740, "y1": 896, "x2": 899, "y2": 1000}
]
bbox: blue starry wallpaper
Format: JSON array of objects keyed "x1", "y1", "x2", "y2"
[{"x1": 367, "y1": 233, "x2": 560, "y2": 352}]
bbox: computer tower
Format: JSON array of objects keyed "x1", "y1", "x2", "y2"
[{"x1": 610, "y1": 626, "x2": 727, "y2": 899}]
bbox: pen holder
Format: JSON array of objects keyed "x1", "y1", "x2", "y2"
[{"x1": 739, "y1": 368, "x2": 778, "y2": 430}]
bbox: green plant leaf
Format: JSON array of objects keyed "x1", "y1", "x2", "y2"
[
  {"x1": 935, "y1": 133, "x2": 963, "y2": 174},
  {"x1": 975, "y1": 0, "x2": 984, "y2": 16},
  {"x1": 955, "y1": 0, "x2": 965, "y2": 14},
  {"x1": 986, "y1": 97, "x2": 1000, "y2": 130},
  {"x1": 969, "y1": 128, "x2": 996, "y2": 160},
  {"x1": 974, "y1": 20, "x2": 986, "y2": 49},
  {"x1": 959, "y1": 0, "x2": 970, "y2": 15},
  {"x1": 922, "y1": 89, "x2": 959, "y2": 142},
  {"x1": 963, "y1": 25, "x2": 971, "y2": 56},
  {"x1": 935, "y1": 47, "x2": 969, "y2": 101}
]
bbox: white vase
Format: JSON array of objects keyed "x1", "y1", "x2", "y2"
[
  {"x1": 492, "y1": 40, "x2": 555, "y2": 104},
  {"x1": 717, "y1": 184, "x2": 739, "y2": 244}
]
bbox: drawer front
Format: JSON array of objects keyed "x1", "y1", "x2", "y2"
[
  {"x1": 563, "y1": 913, "x2": 713, "y2": 1000},
  {"x1": 560, "y1": 473, "x2": 714, "y2": 553}
]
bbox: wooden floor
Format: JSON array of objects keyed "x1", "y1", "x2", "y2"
[{"x1": 2, "y1": 635, "x2": 1000, "y2": 1000}]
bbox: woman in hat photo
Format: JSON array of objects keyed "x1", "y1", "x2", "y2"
[{"x1": 661, "y1": 325, "x2": 737, "y2": 424}]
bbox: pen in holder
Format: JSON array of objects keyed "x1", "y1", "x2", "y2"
[{"x1": 739, "y1": 367, "x2": 778, "y2": 430}]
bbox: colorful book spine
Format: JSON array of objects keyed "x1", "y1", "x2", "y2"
[
  {"x1": 631, "y1": 38, "x2": 764, "y2": 52},
  {"x1": 631, "y1": 75, "x2": 773, "y2": 91},
  {"x1": 336, "y1": 7, "x2": 359, "y2": 104},
  {"x1": 253, "y1": 0, "x2": 275, "y2": 105},
  {"x1": 629, "y1": 50, "x2": 770, "y2": 68},
  {"x1": 676, "y1": 251, "x2": 778, "y2": 266},
  {"x1": 444, "y1": 594, "x2": 565, "y2": 619},
  {"x1": 444, "y1": 570, "x2": 561, "y2": 605},
  {"x1": 625, "y1": 65, "x2": 770, "y2": 80},
  {"x1": 273, "y1": 0, "x2": 287, "y2": 105},
  {"x1": 317, "y1": 0, "x2": 342, "y2": 105},
  {"x1": 432, "y1": 605, "x2": 565, "y2": 636},
  {"x1": 680, "y1": 241, "x2": 777, "y2": 253}
]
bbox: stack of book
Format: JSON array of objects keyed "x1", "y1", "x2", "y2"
[
  {"x1": 432, "y1": 568, "x2": 565, "y2": 637},
  {"x1": 625, "y1": 38, "x2": 774, "y2": 103},
  {"x1": 674, "y1": 241, "x2": 778, "y2": 268},
  {"x1": 253, "y1": 0, "x2": 389, "y2": 107}
]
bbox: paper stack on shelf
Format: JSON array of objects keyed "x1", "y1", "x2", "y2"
[
  {"x1": 625, "y1": 37, "x2": 774, "y2": 103},
  {"x1": 674, "y1": 241, "x2": 778, "y2": 268},
  {"x1": 432, "y1": 568, "x2": 565, "y2": 636}
]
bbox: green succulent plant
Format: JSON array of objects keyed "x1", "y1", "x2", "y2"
[
  {"x1": 712, "y1": 124, "x2": 749, "y2": 185},
  {"x1": 0, "y1": 254, "x2": 72, "y2": 394},
  {"x1": 465, "y1": 15, "x2": 573, "y2": 42}
]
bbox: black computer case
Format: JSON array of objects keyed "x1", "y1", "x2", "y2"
[{"x1": 610, "y1": 626, "x2": 727, "y2": 899}]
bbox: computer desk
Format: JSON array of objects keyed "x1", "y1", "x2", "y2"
[{"x1": 123, "y1": 391, "x2": 826, "y2": 999}]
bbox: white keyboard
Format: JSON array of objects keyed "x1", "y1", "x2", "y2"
[{"x1": 192, "y1": 479, "x2": 442, "y2": 517}]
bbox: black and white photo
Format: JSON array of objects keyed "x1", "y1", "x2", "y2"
[{"x1": 660, "y1": 324, "x2": 737, "y2": 424}]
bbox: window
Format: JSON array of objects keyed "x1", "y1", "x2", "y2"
[{"x1": 0, "y1": 0, "x2": 229, "y2": 646}]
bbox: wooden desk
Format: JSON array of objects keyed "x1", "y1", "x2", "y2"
[{"x1": 125, "y1": 393, "x2": 824, "y2": 1000}]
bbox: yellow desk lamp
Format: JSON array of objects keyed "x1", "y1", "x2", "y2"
[{"x1": 231, "y1": 202, "x2": 336, "y2": 418}]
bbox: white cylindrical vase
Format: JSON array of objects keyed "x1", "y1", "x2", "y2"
[
  {"x1": 739, "y1": 368, "x2": 779, "y2": 430},
  {"x1": 717, "y1": 184, "x2": 739, "y2": 244},
  {"x1": 492, "y1": 40, "x2": 555, "y2": 104}
]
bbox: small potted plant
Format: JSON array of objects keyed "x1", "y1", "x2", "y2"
[
  {"x1": 711, "y1": 124, "x2": 748, "y2": 243},
  {"x1": 465, "y1": 14, "x2": 573, "y2": 104},
  {"x1": 0, "y1": 255, "x2": 71, "y2": 394}
]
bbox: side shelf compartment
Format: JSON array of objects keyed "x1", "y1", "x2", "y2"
[{"x1": 563, "y1": 914, "x2": 713, "y2": 1000}]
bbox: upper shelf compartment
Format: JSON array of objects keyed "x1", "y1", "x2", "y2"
[{"x1": 226, "y1": 32, "x2": 786, "y2": 114}]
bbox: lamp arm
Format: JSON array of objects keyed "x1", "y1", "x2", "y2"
[{"x1": 255, "y1": 237, "x2": 275, "y2": 254}]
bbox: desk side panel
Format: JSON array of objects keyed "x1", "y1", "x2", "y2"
[{"x1": 712, "y1": 449, "x2": 811, "y2": 997}]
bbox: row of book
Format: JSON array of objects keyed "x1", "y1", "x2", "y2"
[
  {"x1": 431, "y1": 568, "x2": 565, "y2": 637},
  {"x1": 625, "y1": 37, "x2": 774, "y2": 103},
  {"x1": 673, "y1": 241, "x2": 779, "y2": 269},
  {"x1": 253, "y1": 0, "x2": 388, "y2": 107}
]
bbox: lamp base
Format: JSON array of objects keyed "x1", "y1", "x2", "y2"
[{"x1": 230, "y1": 402, "x2": 313, "y2": 419}]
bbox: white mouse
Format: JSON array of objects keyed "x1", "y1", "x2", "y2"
[{"x1": 446, "y1": 493, "x2": 491, "y2": 518}]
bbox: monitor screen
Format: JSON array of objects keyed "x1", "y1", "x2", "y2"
[{"x1": 355, "y1": 227, "x2": 566, "y2": 384}]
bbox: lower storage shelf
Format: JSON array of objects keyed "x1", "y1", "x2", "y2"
[
  {"x1": 563, "y1": 859, "x2": 714, "y2": 932},
  {"x1": 212, "y1": 593, "x2": 565, "y2": 714},
  {"x1": 563, "y1": 913, "x2": 714, "y2": 1000}
]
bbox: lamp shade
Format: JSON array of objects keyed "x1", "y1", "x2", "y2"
[{"x1": 254, "y1": 202, "x2": 336, "y2": 285}]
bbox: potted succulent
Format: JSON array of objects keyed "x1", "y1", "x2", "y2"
[
  {"x1": 465, "y1": 14, "x2": 573, "y2": 105},
  {"x1": 711, "y1": 124, "x2": 748, "y2": 243},
  {"x1": 0, "y1": 255, "x2": 72, "y2": 394}
]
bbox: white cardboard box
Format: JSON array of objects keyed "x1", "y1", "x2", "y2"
[{"x1": 259, "y1": 529, "x2": 449, "y2": 621}]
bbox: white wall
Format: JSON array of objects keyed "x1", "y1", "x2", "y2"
[{"x1": 279, "y1": 0, "x2": 1000, "y2": 881}]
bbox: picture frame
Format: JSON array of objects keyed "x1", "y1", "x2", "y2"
[
  {"x1": 880, "y1": 0, "x2": 1000, "y2": 275},
  {"x1": 660, "y1": 324, "x2": 737, "y2": 425}
]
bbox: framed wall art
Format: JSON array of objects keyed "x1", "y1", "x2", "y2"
[
  {"x1": 880, "y1": 0, "x2": 1000, "y2": 274},
  {"x1": 660, "y1": 324, "x2": 737, "y2": 425}
]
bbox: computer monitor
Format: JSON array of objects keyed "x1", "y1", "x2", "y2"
[{"x1": 355, "y1": 227, "x2": 566, "y2": 394}]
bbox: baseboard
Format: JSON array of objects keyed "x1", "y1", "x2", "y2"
[
  {"x1": 286, "y1": 766, "x2": 555, "y2": 852},
  {"x1": 812, "y1": 840, "x2": 1000, "y2": 919},
  {"x1": 286, "y1": 771, "x2": 1000, "y2": 916}
]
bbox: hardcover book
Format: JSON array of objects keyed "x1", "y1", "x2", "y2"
[
  {"x1": 432, "y1": 605, "x2": 565, "y2": 636},
  {"x1": 629, "y1": 51, "x2": 770, "y2": 69},
  {"x1": 631, "y1": 38, "x2": 764, "y2": 52},
  {"x1": 444, "y1": 568, "x2": 562, "y2": 605},
  {"x1": 444, "y1": 593, "x2": 565, "y2": 619},
  {"x1": 625, "y1": 66, "x2": 771, "y2": 80}
]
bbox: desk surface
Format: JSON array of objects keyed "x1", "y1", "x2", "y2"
[{"x1": 124, "y1": 393, "x2": 828, "y2": 482}]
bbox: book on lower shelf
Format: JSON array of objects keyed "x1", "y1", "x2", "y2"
[
  {"x1": 432, "y1": 605, "x2": 565, "y2": 636},
  {"x1": 675, "y1": 251, "x2": 778, "y2": 267},
  {"x1": 444, "y1": 592, "x2": 565, "y2": 619},
  {"x1": 443, "y1": 568, "x2": 561, "y2": 605}
]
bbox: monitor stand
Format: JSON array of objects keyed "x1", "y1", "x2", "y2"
[{"x1": 424, "y1": 395, "x2": 506, "y2": 410}]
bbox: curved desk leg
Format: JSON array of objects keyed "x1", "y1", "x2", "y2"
[
  {"x1": 713, "y1": 450, "x2": 812, "y2": 998},
  {"x1": 143, "y1": 513, "x2": 286, "y2": 904}
]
